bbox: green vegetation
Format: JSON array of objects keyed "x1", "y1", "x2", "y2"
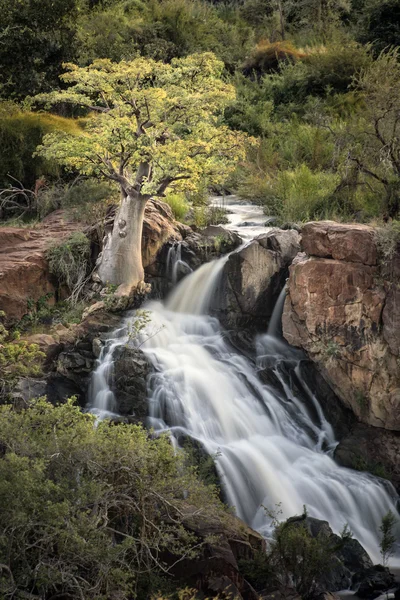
[
  {"x1": 0, "y1": 398, "x2": 225, "y2": 599},
  {"x1": 379, "y1": 510, "x2": 398, "y2": 567},
  {"x1": 0, "y1": 0, "x2": 399, "y2": 226},
  {"x1": 239, "y1": 511, "x2": 338, "y2": 599},
  {"x1": 0, "y1": 313, "x2": 45, "y2": 393},
  {"x1": 46, "y1": 232, "x2": 91, "y2": 302}
]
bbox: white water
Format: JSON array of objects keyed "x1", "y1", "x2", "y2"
[
  {"x1": 166, "y1": 242, "x2": 192, "y2": 285},
  {"x1": 89, "y1": 197, "x2": 400, "y2": 564}
]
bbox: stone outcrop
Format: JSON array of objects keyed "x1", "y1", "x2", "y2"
[
  {"x1": 282, "y1": 221, "x2": 400, "y2": 431},
  {"x1": 0, "y1": 211, "x2": 82, "y2": 323},
  {"x1": 215, "y1": 228, "x2": 301, "y2": 329},
  {"x1": 171, "y1": 509, "x2": 265, "y2": 600},
  {"x1": 335, "y1": 422, "x2": 400, "y2": 490},
  {"x1": 112, "y1": 346, "x2": 151, "y2": 421}
]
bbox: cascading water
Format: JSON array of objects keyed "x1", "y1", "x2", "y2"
[
  {"x1": 88, "y1": 198, "x2": 400, "y2": 564},
  {"x1": 166, "y1": 241, "x2": 192, "y2": 285}
]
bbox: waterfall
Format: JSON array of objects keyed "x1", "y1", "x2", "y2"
[
  {"x1": 166, "y1": 241, "x2": 192, "y2": 285},
  {"x1": 88, "y1": 198, "x2": 400, "y2": 564}
]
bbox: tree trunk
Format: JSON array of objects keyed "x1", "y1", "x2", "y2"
[{"x1": 98, "y1": 194, "x2": 148, "y2": 293}]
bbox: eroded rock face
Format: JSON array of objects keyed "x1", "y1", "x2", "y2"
[
  {"x1": 282, "y1": 222, "x2": 400, "y2": 431},
  {"x1": 216, "y1": 229, "x2": 301, "y2": 329},
  {"x1": 171, "y1": 510, "x2": 265, "y2": 600},
  {"x1": 0, "y1": 211, "x2": 82, "y2": 323}
]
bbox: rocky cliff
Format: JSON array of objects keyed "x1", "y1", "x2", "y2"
[
  {"x1": 282, "y1": 221, "x2": 400, "y2": 431},
  {"x1": 282, "y1": 221, "x2": 400, "y2": 487}
]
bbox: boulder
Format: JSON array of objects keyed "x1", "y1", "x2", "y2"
[
  {"x1": 301, "y1": 221, "x2": 377, "y2": 265},
  {"x1": 112, "y1": 346, "x2": 151, "y2": 421},
  {"x1": 11, "y1": 377, "x2": 47, "y2": 407},
  {"x1": 285, "y1": 516, "x2": 373, "y2": 592},
  {"x1": 335, "y1": 422, "x2": 400, "y2": 491},
  {"x1": 215, "y1": 229, "x2": 300, "y2": 329},
  {"x1": 352, "y1": 565, "x2": 395, "y2": 599},
  {"x1": 282, "y1": 236, "x2": 400, "y2": 430},
  {"x1": 170, "y1": 509, "x2": 266, "y2": 599}
]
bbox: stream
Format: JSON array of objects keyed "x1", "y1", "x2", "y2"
[{"x1": 88, "y1": 196, "x2": 400, "y2": 567}]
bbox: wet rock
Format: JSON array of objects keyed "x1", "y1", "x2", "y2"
[
  {"x1": 215, "y1": 228, "x2": 300, "y2": 330},
  {"x1": 352, "y1": 565, "x2": 395, "y2": 599},
  {"x1": 335, "y1": 422, "x2": 400, "y2": 491},
  {"x1": 92, "y1": 337, "x2": 102, "y2": 358},
  {"x1": 112, "y1": 346, "x2": 151, "y2": 421}
]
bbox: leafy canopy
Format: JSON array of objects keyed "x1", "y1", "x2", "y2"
[{"x1": 36, "y1": 53, "x2": 249, "y2": 198}]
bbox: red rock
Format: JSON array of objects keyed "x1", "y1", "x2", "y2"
[
  {"x1": 301, "y1": 221, "x2": 377, "y2": 265},
  {"x1": 282, "y1": 253, "x2": 400, "y2": 431},
  {"x1": 0, "y1": 213, "x2": 82, "y2": 322}
]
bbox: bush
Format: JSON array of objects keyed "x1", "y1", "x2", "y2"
[
  {"x1": 243, "y1": 40, "x2": 305, "y2": 78},
  {"x1": 164, "y1": 192, "x2": 190, "y2": 221},
  {"x1": 0, "y1": 398, "x2": 224, "y2": 600},
  {"x1": 267, "y1": 164, "x2": 340, "y2": 221},
  {"x1": 0, "y1": 105, "x2": 83, "y2": 191},
  {"x1": 0, "y1": 313, "x2": 45, "y2": 392},
  {"x1": 46, "y1": 232, "x2": 91, "y2": 300}
]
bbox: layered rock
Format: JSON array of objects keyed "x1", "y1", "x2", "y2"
[
  {"x1": 282, "y1": 221, "x2": 400, "y2": 431},
  {"x1": 0, "y1": 211, "x2": 81, "y2": 322},
  {"x1": 215, "y1": 228, "x2": 301, "y2": 329}
]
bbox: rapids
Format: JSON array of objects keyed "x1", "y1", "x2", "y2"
[{"x1": 88, "y1": 197, "x2": 400, "y2": 564}]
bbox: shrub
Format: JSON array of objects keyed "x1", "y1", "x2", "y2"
[
  {"x1": 164, "y1": 192, "x2": 190, "y2": 221},
  {"x1": 379, "y1": 510, "x2": 397, "y2": 567},
  {"x1": 262, "y1": 164, "x2": 340, "y2": 222},
  {"x1": 0, "y1": 314, "x2": 45, "y2": 393},
  {"x1": 0, "y1": 398, "x2": 224, "y2": 600},
  {"x1": 272, "y1": 518, "x2": 335, "y2": 600},
  {"x1": 0, "y1": 106, "x2": 83, "y2": 190},
  {"x1": 243, "y1": 40, "x2": 305, "y2": 78},
  {"x1": 46, "y1": 232, "x2": 91, "y2": 301}
]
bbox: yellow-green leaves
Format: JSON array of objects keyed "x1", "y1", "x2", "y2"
[{"x1": 35, "y1": 53, "x2": 248, "y2": 197}]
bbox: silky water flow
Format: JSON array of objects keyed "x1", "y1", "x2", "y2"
[{"x1": 88, "y1": 197, "x2": 400, "y2": 564}]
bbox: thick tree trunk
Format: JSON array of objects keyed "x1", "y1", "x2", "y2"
[{"x1": 98, "y1": 194, "x2": 148, "y2": 293}]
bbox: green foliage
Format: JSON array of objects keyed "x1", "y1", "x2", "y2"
[
  {"x1": 191, "y1": 205, "x2": 229, "y2": 228},
  {"x1": 46, "y1": 232, "x2": 91, "y2": 298},
  {"x1": 164, "y1": 192, "x2": 190, "y2": 221},
  {"x1": 0, "y1": 0, "x2": 79, "y2": 99},
  {"x1": 0, "y1": 315, "x2": 45, "y2": 388},
  {"x1": 77, "y1": 0, "x2": 254, "y2": 70},
  {"x1": 0, "y1": 105, "x2": 83, "y2": 191},
  {"x1": 379, "y1": 510, "x2": 397, "y2": 567},
  {"x1": 35, "y1": 54, "x2": 249, "y2": 200},
  {"x1": 375, "y1": 221, "x2": 400, "y2": 261},
  {"x1": 272, "y1": 518, "x2": 335, "y2": 599},
  {"x1": 262, "y1": 163, "x2": 340, "y2": 222},
  {"x1": 0, "y1": 398, "x2": 224, "y2": 599}
]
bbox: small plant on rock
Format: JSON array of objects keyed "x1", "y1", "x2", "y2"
[{"x1": 379, "y1": 510, "x2": 397, "y2": 567}]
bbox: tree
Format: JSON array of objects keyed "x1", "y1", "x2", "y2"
[
  {"x1": 295, "y1": 0, "x2": 351, "y2": 38},
  {"x1": 35, "y1": 54, "x2": 247, "y2": 293},
  {"x1": 0, "y1": 0, "x2": 79, "y2": 99},
  {"x1": 379, "y1": 510, "x2": 397, "y2": 567},
  {"x1": 348, "y1": 48, "x2": 400, "y2": 218}
]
